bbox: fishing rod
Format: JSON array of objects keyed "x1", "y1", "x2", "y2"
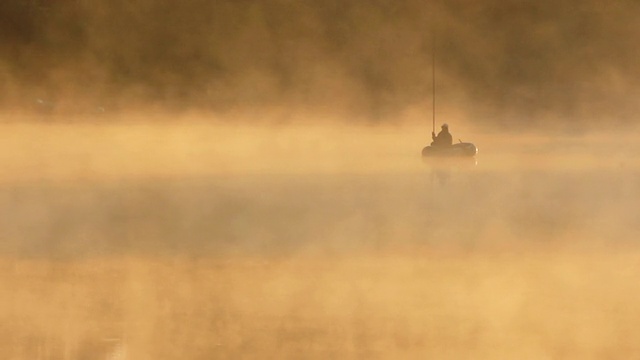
[{"x1": 432, "y1": 33, "x2": 436, "y2": 135}]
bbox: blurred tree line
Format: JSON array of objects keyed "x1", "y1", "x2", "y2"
[{"x1": 1, "y1": 0, "x2": 639, "y2": 123}]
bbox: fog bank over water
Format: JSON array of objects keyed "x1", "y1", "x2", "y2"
[
  {"x1": 0, "y1": 121, "x2": 639, "y2": 257},
  {"x1": 2, "y1": 121, "x2": 640, "y2": 358},
  {"x1": 2, "y1": 0, "x2": 640, "y2": 126},
  {"x1": 0, "y1": 120, "x2": 638, "y2": 184}
]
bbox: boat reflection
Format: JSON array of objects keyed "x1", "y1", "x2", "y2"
[
  {"x1": 422, "y1": 155, "x2": 478, "y2": 185},
  {"x1": 422, "y1": 155, "x2": 477, "y2": 166}
]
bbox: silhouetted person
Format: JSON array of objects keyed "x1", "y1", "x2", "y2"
[{"x1": 431, "y1": 123, "x2": 453, "y2": 146}]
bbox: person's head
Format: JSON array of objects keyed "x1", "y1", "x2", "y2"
[{"x1": 441, "y1": 123, "x2": 449, "y2": 131}]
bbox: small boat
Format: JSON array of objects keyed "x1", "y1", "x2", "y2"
[
  {"x1": 421, "y1": 35, "x2": 478, "y2": 160},
  {"x1": 422, "y1": 141, "x2": 478, "y2": 158}
]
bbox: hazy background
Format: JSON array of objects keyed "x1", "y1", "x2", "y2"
[{"x1": 2, "y1": 0, "x2": 640, "y2": 126}]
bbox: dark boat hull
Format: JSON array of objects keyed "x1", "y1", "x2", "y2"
[{"x1": 422, "y1": 142, "x2": 477, "y2": 157}]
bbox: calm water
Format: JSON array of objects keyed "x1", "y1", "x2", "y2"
[{"x1": 2, "y1": 123, "x2": 640, "y2": 358}]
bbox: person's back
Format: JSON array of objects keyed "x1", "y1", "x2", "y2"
[{"x1": 431, "y1": 123, "x2": 453, "y2": 146}]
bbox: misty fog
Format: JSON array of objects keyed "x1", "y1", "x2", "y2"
[
  {"x1": 2, "y1": 120, "x2": 640, "y2": 358},
  {"x1": 2, "y1": 0, "x2": 640, "y2": 125},
  {"x1": 2, "y1": 0, "x2": 640, "y2": 359}
]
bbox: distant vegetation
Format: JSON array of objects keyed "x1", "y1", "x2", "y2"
[{"x1": 2, "y1": 0, "x2": 639, "y2": 124}]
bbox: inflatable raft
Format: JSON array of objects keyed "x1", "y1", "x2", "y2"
[{"x1": 421, "y1": 141, "x2": 478, "y2": 158}]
